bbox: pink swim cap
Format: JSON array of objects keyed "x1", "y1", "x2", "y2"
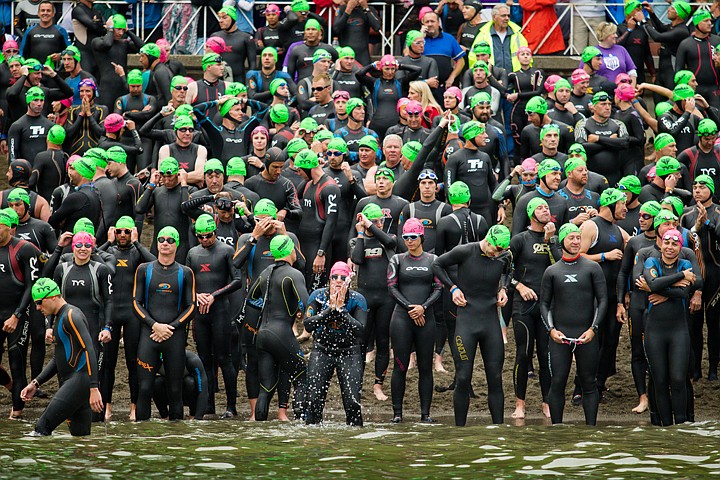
[
  {"x1": 156, "y1": 38, "x2": 170, "y2": 63},
  {"x1": 72, "y1": 232, "x2": 95, "y2": 249},
  {"x1": 647, "y1": 166, "x2": 657, "y2": 182},
  {"x1": 615, "y1": 72, "x2": 632, "y2": 84},
  {"x1": 419, "y1": 6, "x2": 434, "y2": 20},
  {"x1": 379, "y1": 54, "x2": 396, "y2": 68},
  {"x1": 402, "y1": 217, "x2": 425, "y2": 236},
  {"x1": 521, "y1": 158, "x2": 538, "y2": 173},
  {"x1": 615, "y1": 83, "x2": 635, "y2": 102},
  {"x1": 104, "y1": 113, "x2": 126, "y2": 133},
  {"x1": 571, "y1": 69, "x2": 590, "y2": 85},
  {"x1": 445, "y1": 86, "x2": 462, "y2": 102},
  {"x1": 330, "y1": 261, "x2": 352, "y2": 278},
  {"x1": 252, "y1": 125, "x2": 269, "y2": 139},
  {"x1": 405, "y1": 100, "x2": 423, "y2": 115},
  {"x1": 544, "y1": 74, "x2": 561, "y2": 93},
  {"x1": 59, "y1": 97, "x2": 73, "y2": 108},
  {"x1": 67, "y1": 154, "x2": 81, "y2": 170},
  {"x1": 396, "y1": 97, "x2": 410, "y2": 113},
  {"x1": 662, "y1": 228, "x2": 683, "y2": 246},
  {"x1": 206, "y1": 37, "x2": 228, "y2": 54},
  {"x1": 2, "y1": 40, "x2": 18, "y2": 52},
  {"x1": 516, "y1": 46, "x2": 532, "y2": 56}
]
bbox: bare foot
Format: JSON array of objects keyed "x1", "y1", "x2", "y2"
[
  {"x1": 365, "y1": 351, "x2": 375, "y2": 364},
  {"x1": 408, "y1": 352, "x2": 417, "y2": 370},
  {"x1": 9, "y1": 409, "x2": 22, "y2": 420},
  {"x1": 434, "y1": 354, "x2": 448, "y2": 373},
  {"x1": 129, "y1": 404, "x2": 136, "y2": 422},
  {"x1": 512, "y1": 399, "x2": 525, "y2": 419},
  {"x1": 105, "y1": 403, "x2": 113, "y2": 422},
  {"x1": 277, "y1": 408, "x2": 290, "y2": 421},
  {"x1": 542, "y1": 402, "x2": 551, "y2": 418},
  {"x1": 373, "y1": 384, "x2": 388, "y2": 401},
  {"x1": 632, "y1": 395, "x2": 649, "y2": 414}
]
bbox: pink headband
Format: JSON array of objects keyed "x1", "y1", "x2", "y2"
[{"x1": 517, "y1": 46, "x2": 532, "y2": 56}]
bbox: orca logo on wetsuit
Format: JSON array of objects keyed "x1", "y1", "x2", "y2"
[
  {"x1": 564, "y1": 274, "x2": 578, "y2": 283},
  {"x1": 200, "y1": 264, "x2": 211, "y2": 272},
  {"x1": 406, "y1": 266, "x2": 429, "y2": 271}
]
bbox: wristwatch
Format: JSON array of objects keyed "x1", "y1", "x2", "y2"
[{"x1": 316, "y1": 249, "x2": 325, "y2": 257}]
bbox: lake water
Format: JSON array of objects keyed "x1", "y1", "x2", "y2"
[{"x1": 2, "y1": 417, "x2": 719, "y2": 478}]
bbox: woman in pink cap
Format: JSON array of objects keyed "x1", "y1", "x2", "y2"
[
  {"x1": 304, "y1": 261, "x2": 367, "y2": 426},
  {"x1": 506, "y1": 46, "x2": 545, "y2": 150},
  {"x1": 613, "y1": 82, "x2": 645, "y2": 175}
]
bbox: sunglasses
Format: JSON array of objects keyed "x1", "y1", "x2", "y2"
[
  {"x1": 326, "y1": 150, "x2": 343, "y2": 157},
  {"x1": 4, "y1": 48, "x2": 18, "y2": 54},
  {"x1": 205, "y1": 169, "x2": 223, "y2": 175},
  {"x1": 178, "y1": 127, "x2": 193, "y2": 133},
  {"x1": 157, "y1": 237, "x2": 176, "y2": 244},
  {"x1": 402, "y1": 234, "x2": 421, "y2": 241},
  {"x1": 418, "y1": 171, "x2": 438, "y2": 180},
  {"x1": 174, "y1": 86, "x2": 189, "y2": 91},
  {"x1": 312, "y1": 85, "x2": 329, "y2": 92},
  {"x1": 639, "y1": 213, "x2": 653, "y2": 220},
  {"x1": 160, "y1": 171, "x2": 177, "y2": 176},
  {"x1": 215, "y1": 198, "x2": 234, "y2": 210},
  {"x1": 196, "y1": 232, "x2": 214, "y2": 240},
  {"x1": 74, "y1": 242, "x2": 93, "y2": 249},
  {"x1": 330, "y1": 274, "x2": 348, "y2": 281},
  {"x1": 116, "y1": 229, "x2": 132, "y2": 235},
  {"x1": 406, "y1": 111, "x2": 422, "y2": 116}
]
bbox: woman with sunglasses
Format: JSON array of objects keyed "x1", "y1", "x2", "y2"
[
  {"x1": 52, "y1": 231, "x2": 114, "y2": 421},
  {"x1": 433, "y1": 225, "x2": 513, "y2": 426},
  {"x1": 350, "y1": 203, "x2": 398, "y2": 402},
  {"x1": 641, "y1": 229, "x2": 697, "y2": 425},
  {"x1": 304, "y1": 261, "x2": 367, "y2": 426},
  {"x1": 387, "y1": 219, "x2": 442, "y2": 423}
]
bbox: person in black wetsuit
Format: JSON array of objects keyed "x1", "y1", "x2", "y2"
[
  {"x1": 677, "y1": 118, "x2": 720, "y2": 191},
  {"x1": 492, "y1": 159, "x2": 538, "y2": 213},
  {"x1": 579, "y1": 188, "x2": 630, "y2": 400},
  {"x1": 8, "y1": 86, "x2": 53, "y2": 162},
  {"x1": 507, "y1": 47, "x2": 545, "y2": 151},
  {"x1": 349, "y1": 167, "x2": 409, "y2": 243},
  {"x1": 444, "y1": 121, "x2": 498, "y2": 225},
  {"x1": 510, "y1": 197, "x2": 562, "y2": 420},
  {"x1": 540, "y1": 223, "x2": 608, "y2": 425},
  {"x1": 97, "y1": 216, "x2": 155, "y2": 422},
  {"x1": 186, "y1": 214, "x2": 242, "y2": 418},
  {"x1": 246, "y1": 234, "x2": 309, "y2": 421},
  {"x1": 105, "y1": 146, "x2": 143, "y2": 231},
  {"x1": 135, "y1": 158, "x2": 193, "y2": 263},
  {"x1": 397, "y1": 30, "x2": 440, "y2": 88},
  {"x1": 387, "y1": 218, "x2": 443, "y2": 423},
  {"x1": 139, "y1": 43, "x2": 173, "y2": 109},
  {"x1": 467, "y1": 92, "x2": 509, "y2": 180},
  {"x1": 255, "y1": 5, "x2": 284, "y2": 60},
  {"x1": 334, "y1": 0, "x2": 382, "y2": 66},
  {"x1": 71, "y1": 0, "x2": 105, "y2": 77},
  {"x1": 304, "y1": 261, "x2": 367, "y2": 426},
  {"x1": 285, "y1": 19, "x2": 337, "y2": 84},
  {"x1": 47, "y1": 156, "x2": 104, "y2": 239},
  {"x1": 83, "y1": 148, "x2": 117, "y2": 245},
  {"x1": 558, "y1": 157, "x2": 600, "y2": 223},
  {"x1": 676, "y1": 10, "x2": 720, "y2": 108},
  {"x1": 247, "y1": 47, "x2": 296, "y2": 103},
  {"x1": 616, "y1": 200, "x2": 661, "y2": 414},
  {"x1": 331, "y1": 51, "x2": 365, "y2": 102},
  {"x1": 152, "y1": 349, "x2": 208, "y2": 421},
  {"x1": 6, "y1": 58, "x2": 74, "y2": 127},
  {"x1": 433, "y1": 224, "x2": 512, "y2": 426},
  {"x1": 642, "y1": 228, "x2": 697, "y2": 425},
  {"x1": 277, "y1": 1, "x2": 328, "y2": 54},
  {"x1": 29, "y1": 124, "x2": 68, "y2": 203},
  {"x1": 133, "y1": 226, "x2": 196, "y2": 421},
  {"x1": 212, "y1": 5, "x2": 256, "y2": 83},
  {"x1": 21, "y1": 278, "x2": 103, "y2": 435},
  {"x1": 0, "y1": 208, "x2": 40, "y2": 419},
  {"x1": 616, "y1": 175, "x2": 643, "y2": 237},
  {"x1": 658, "y1": 84, "x2": 703, "y2": 155},
  {"x1": 244, "y1": 147, "x2": 302, "y2": 223},
  {"x1": 513, "y1": 159, "x2": 569, "y2": 236},
  {"x1": 295, "y1": 149, "x2": 341, "y2": 290}
]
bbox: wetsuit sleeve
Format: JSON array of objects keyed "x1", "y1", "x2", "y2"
[
  {"x1": 349, "y1": 233, "x2": 366, "y2": 264},
  {"x1": 15, "y1": 243, "x2": 40, "y2": 317},
  {"x1": 246, "y1": 269, "x2": 266, "y2": 311},
  {"x1": 492, "y1": 177, "x2": 512, "y2": 202},
  {"x1": 675, "y1": 41, "x2": 688, "y2": 72},
  {"x1": 73, "y1": 5, "x2": 106, "y2": 34},
  {"x1": 319, "y1": 183, "x2": 340, "y2": 251},
  {"x1": 284, "y1": 181, "x2": 303, "y2": 220},
  {"x1": 591, "y1": 263, "x2": 608, "y2": 332},
  {"x1": 424, "y1": 272, "x2": 444, "y2": 310},
  {"x1": 643, "y1": 258, "x2": 686, "y2": 292},
  {"x1": 135, "y1": 186, "x2": 155, "y2": 215},
  {"x1": 99, "y1": 264, "x2": 114, "y2": 330},
  {"x1": 539, "y1": 268, "x2": 555, "y2": 332},
  {"x1": 47, "y1": 192, "x2": 85, "y2": 231},
  {"x1": 368, "y1": 223, "x2": 397, "y2": 251},
  {"x1": 398, "y1": 63, "x2": 422, "y2": 88},
  {"x1": 134, "y1": 241, "x2": 157, "y2": 263},
  {"x1": 181, "y1": 194, "x2": 215, "y2": 219},
  {"x1": 659, "y1": 111, "x2": 691, "y2": 136},
  {"x1": 44, "y1": 75, "x2": 75, "y2": 102},
  {"x1": 387, "y1": 254, "x2": 413, "y2": 309},
  {"x1": 137, "y1": 111, "x2": 170, "y2": 140},
  {"x1": 355, "y1": 63, "x2": 378, "y2": 89},
  {"x1": 132, "y1": 264, "x2": 156, "y2": 328},
  {"x1": 211, "y1": 250, "x2": 243, "y2": 298},
  {"x1": 169, "y1": 268, "x2": 195, "y2": 329},
  {"x1": 394, "y1": 125, "x2": 447, "y2": 199},
  {"x1": 93, "y1": 30, "x2": 114, "y2": 52},
  {"x1": 71, "y1": 309, "x2": 100, "y2": 387},
  {"x1": 64, "y1": 109, "x2": 85, "y2": 140},
  {"x1": 186, "y1": 352, "x2": 208, "y2": 420},
  {"x1": 282, "y1": 269, "x2": 309, "y2": 317},
  {"x1": 617, "y1": 242, "x2": 634, "y2": 300},
  {"x1": 432, "y1": 245, "x2": 467, "y2": 289},
  {"x1": 35, "y1": 357, "x2": 57, "y2": 386}
]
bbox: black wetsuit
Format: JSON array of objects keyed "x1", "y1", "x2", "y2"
[
  {"x1": 91, "y1": 29, "x2": 143, "y2": 108},
  {"x1": 433, "y1": 244, "x2": 512, "y2": 425},
  {"x1": 97, "y1": 240, "x2": 156, "y2": 408},
  {"x1": 387, "y1": 251, "x2": 442, "y2": 419},
  {"x1": 113, "y1": 171, "x2": 143, "y2": 230},
  {"x1": 642, "y1": 13, "x2": 689, "y2": 90},
  {"x1": 508, "y1": 67, "x2": 545, "y2": 148},
  {"x1": 331, "y1": 67, "x2": 365, "y2": 100},
  {"x1": 64, "y1": 104, "x2": 109, "y2": 156},
  {"x1": 445, "y1": 147, "x2": 498, "y2": 225},
  {"x1": 6, "y1": 74, "x2": 74, "y2": 126},
  {"x1": 676, "y1": 34, "x2": 720, "y2": 108},
  {"x1": 30, "y1": 149, "x2": 68, "y2": 203},
  {"x1": 93, "y1": 176, "x2": 118, "y2": 245},
  {"x1": 48, "y1": 182, "x2": 104, "y2": 236},
  {"x1": 286, "y1": 42, "x2": 337, "y2": 83},
  {"x1": 186, "y1": 240, "x2": 242, "y2": 414},
  {"x1": 8, "y1": 113, "x2": 53, "y2": 162},
  {"x1": 658, "y1": 109, "x2": 701, "y2": 155},
  {"x1": 71, "y1": 3, "x2": 105, "y2": 76},
  {"x1": 211, "y1": 29, "x2": 256, "y2": 82},
  {"x1": 350, "y1": 195, "x2": 409, "y2": 244},
  {"x1": 678, "y1": 145, "x2": 720, "y2": 192},
  {"x1": 540, "y1": 254, "x2": 608, "y2": 424},
  {"x1": 304, "y1": 287, "x2": 367, "y2": 426},
  {"x1": 34, "y1": 304, "x2": 98, "y2": 436},
  {"x1": 244, "y1": 174, "x2": 302, "y2": 225},
  {"x1": 246, "y1": 260, "x2": 309, "y2": 421},
  {"x1": 133, "y1": 260, "x2": 196, "y2": 421},
  {"x1": 512, "y1": 188, "x2": 569, "y2": 236},
  {"x1": 152, "y1": 350, "x2": 208, "y2": 420},
  {"x1": 510, "y1": 229, "x2": 562, "y2": 405},
  {"x1": 334, "y1": 6, "x2": 382, "y2": 66},
  {"x1": 558, "y1": 187, "x2": 600, "y2": 221},
  {"x1": 135, "y1": 183, "x2": 192, "y2": 263},
  {"x1": 146, "y1": 62, "x2": 173, "y2": 108},
  {"x1": 323, "y1": 163, "x2": 367, "y2": 259},
  {"x1": 575, "y1": 116, "x2": 630, "y2": 186},
  {"x1": 0, "y1": 237, "x2": 40, "y2": 412}
]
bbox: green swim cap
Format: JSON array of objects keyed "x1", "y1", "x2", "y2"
[
  {"x1": 406, "y1": 30, "x2": 423, "y2": 47},
  {"x1": 540, "y1": 123, "x2": 560, "y2": 140},
  {"x1": 538, "y1": 159, "x2": 561, "y2": 178},
  {"x1": 115, "y1": 216, "x2": 135, "y2": 230},
  {"x1": 694, "y1": 174, "x2": 716, "y2": 194},
  {"x1": 591, "y1": 91, "x2": 612, "y2": 104},
  {"x1": 693, "y1": 9, "x2": 712, "y2": 26},
  {"x1": 401, "y1": 141, "x2": 422, "y2": 161},
  {"x1": 558, "y1": 223, "x2": 581, "y2": 245},
  {"x1": 294, "y1": 149, "x2": 319, "y2": 169},
  {"x1": 25, "y1": 86, "x2": 44, "y2": 104},
  {"x1": 299, "y1": 117, "x2": 319, "y2": 132},
  {"x1": 125, "y1": 68, "x2": 143, "y2": 85},
  {"x1": 85, "y1": 148, "x2": 108, "y2": 169},
  {"x1": 219, "y1": 98, "x2": 241, "y2": 117},
  {"x1": 32, "y1": 278, "x2": 61, "y2": 302},
  {"x1": 639, "y1": 200, "x2": 662, "y2": 217},
  {"x1": 269, "y1": 234, "x2": 295, "y2": 259},
  {"x1": 73, "y1": 157, "x2": 96, "y2": 180},
  {"x1": 170, "y1": 75, "x2": 188, "y2": 89},
  {"x1": 305, "y1": 19, "x2": 321, "y2": 31},
  {"x1": 111, "y1": 13, "x2": 127, "y2": 29},
  {"x1": 653, "y1": 133, "x2": 676, "y2": 151},
  {"x1": 219, "y1": 5, "x2": 237, "y2": 21},
  {"x1": 525, "y1": 96, "x2": 548, "y2": 115},
  {"x1": 159, "y1": 157, "x2": 180, "y2": 175},
  {"x1": 291, "y1": 0, "x2": 310, "y2": 11},
  {"x1": 568, "y1": 143, "x2": 587, "y2": 159},
  {"x1": 175, "y1": 104, "x2": 193, "y2": 118},
  {"x1": 554, "y1": 78, "x2": 572, "y2": 92},
  {"x1": 470, "y1": 91, "x2": 491, "y2": 109},
  {"x1": 358, "y1": 135, "x2": 378, "y2": 151},
  {"x1": 106, "y1": 145, "x2": 127, "y2": 164},
  {"x1": 374, "y1": 167, "x2": 395, "y2": 182},
  {"x1": 655, "y1": 101, "x2": 673, "y2": 117},
  {"x1": 698, "y1": 118, "x2": 718, "y2": 136},
  {"x1": 346, "y1": 98, "x2": 365, "y2": 115},
  {"x1": 624, "y1": 0, "x2": 641, "y2": 15},
  {"x1": 47, "y1": 124, "x2": 65, "y2": 145},
  {"x1": 287, "y1": 138, "x2": 308, "y2": 157},
  {"x1": 526, "y1": 197, "x2": 549, "y2": 219},
  {"x1": 7, "y1": 188, "x2": 30, "y2": 206},
  {"x1": 270, "y1": 103, "x2": 289, "y2": 124},
  {"x1": 140, "y1": 43, "x2": 160, "y2": 59},
  {"x1": 226, "y1": 157, "x2": 246, "y2": 176},
  {"x1": 462, "y1": 121, "x2": 486, "y2": 140},
  {"x1": 327, "y1": 137, "x2": 347, "y2": 154},
  {"x1": 73, "y1": 217, "x2": 95, "y2": 236},
  {"x1": 261, "y1": 46, "x2": 278, "y2": 61},
  {"x1": 254, "y1": 198, "x2": 278, "y2": 218},
  {"x1": 314, "y1": 129, "x2": 334, "y2": 143},
  {"x1": 174, "y1": 115, "x2": 194, "y2": 130},
  {"x1": 661, "y1": 196, "x2": 684, "y2": 217},
  {"x1": 204, "y1": 158, "x2": 224, "y2": 174},
  {"x1": 674, "y1": 70, "x2": 694, "y2": 86},
  {"x1": 581, "y1": 45, "x2": 603, "y2": 63},
  {"x1": 473, "y1": 41, "x2": 492, "y2": 55},
  {"x1": 201, "y1": 53, "x2": 223, "y2": 71},
  {"x1": 269, "y1": 78, "x2": 287, "y2": 96},
  {"x1": 225, "y1": 82, "x2": 243, "y2": 97},
  {"x1": 564, "y1": 157, "x2": 586, "y2": 174},
  {"x1": 472, "y1": 60, "x2": 489, "y2": 74},
  {"x1": 157, "y1": 226, "x2": 180, "y2": 245},
  {"x1": 673, "y1": 83, "x2": 695, "y2": 101},
  {"x1": 486, "y1": 224, "x2": 511, "y2": 249},
  {"x1": 24, "y1": 58, "x2": 42, "y2": 70},
  {"x1": 672, "y1": 0, "x2": 691, "y2": 19},
  {"x1": 338, "y1": 46, "x2": 355, "y2": 59},
  {"x1": 599, "y1": 187, "x2": 627, "y2": 207},
  {"x1": 312, "y1": 48, "x2": 332, "y2": 64},
  {"x1": 656, "y1": 156, "x2": 681, "y2": 177},
  {"x1": 61, "y1": 45, "x2": 81, "y2": 63},
  {"x1": 653, "y1": 208, "x2": 678, "y2": 229},
  {"x1": 617, "y1": 175, "x2": 642, "y2": 194},
  {"x1": 195, "y1": 213, "x2": 217, "y2": 234},
  {"x1": 0, "y1": 208, "x2": 18, "y2": 228},
  {"x1": 362, "y1": 203, "x2": 383, "y2": 220},
  {"x1": 448, "y1": 181, "x2": 471, "y2": 205}
]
